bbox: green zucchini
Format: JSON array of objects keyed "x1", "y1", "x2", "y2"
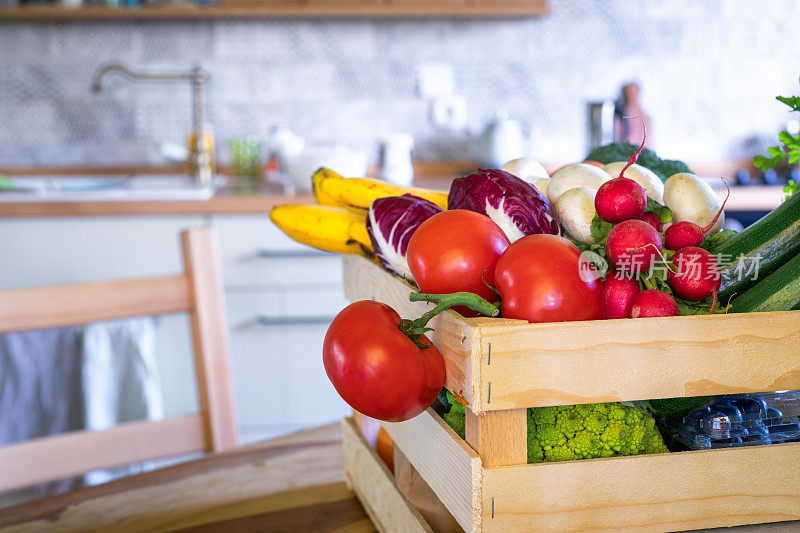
[
  {"x1": 731, "y1": 253, "x2": 800, "y2": 312},
  {"x1": 648, "y1": 396, "x2": 715, "y2": 419},
  {"x1": 713, "y1": 191, "x2": 800, "y2": 301}
]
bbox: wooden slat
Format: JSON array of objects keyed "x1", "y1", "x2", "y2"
[
  {"x1": 381, "y1": 409, "x2": 481, "y2": 533},
  {"x1": 465, "y1": 409, "x2": 527, "y2": 467},
  {"x1": 481, "y1": 443, "x2": 800, "y2": 532},
  {"x1": 0, "y1": 415, "x2": 205, "y2": 493},
  {"x1": 343, "y1": 255, "x2": 478, "y2": 406},
  {"x1": 182, "y1": 228, "x2": 239, "y2": 452},
  {"x1": 343, "y1": 256, "x2": 800, "y2": 412},
  {"x1": 342, "y1": 417, "x2": 433, "y2": 533},
  {"x1": 0, "y1": 274, "x2": 190, "y2": 334},
  {"x1": 0, "y1": 0, "x2": 548, "y2": 20},
  {"x1": 476, "y1": 311, "x2": 800, "y2": 410}
]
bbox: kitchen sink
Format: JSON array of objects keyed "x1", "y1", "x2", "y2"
[{"x1": 0, "y1": 175, "x2": 225, "y2": 202}]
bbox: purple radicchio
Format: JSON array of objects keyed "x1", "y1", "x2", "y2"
[
  {"x1": 447, "y1": 169, "x2": 559, "y2": 242},
  {"x1": 366, "y1": 194, "x2": 443, "y2": 280}
]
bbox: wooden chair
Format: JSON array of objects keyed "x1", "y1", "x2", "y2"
[{"x1": 0, "y1": 227, "x2": 238, "y2": 492}]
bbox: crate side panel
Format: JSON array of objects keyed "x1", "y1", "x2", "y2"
[
  {"x1": 343, "y1": 255, "x2": 478, "y2": 404},
  {"x1": 482, "y1": 443, "x2": 800, "y2": 532},
  {"x1": 342, "y1": 417, "x2": 433, "y2": 533},
  {"x1": 382, "y1": 408, "x2": 481, "y2": 533},
  {"x1": 477, "y1": 311, "x2": 800, "y2": 409}
]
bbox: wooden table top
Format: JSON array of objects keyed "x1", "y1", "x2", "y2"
[
  {"x1": 1, "y1": 421, "x2": 799, "y2": 532},
  {"x1": 0, "y1": 423, "x2": 375, "y2": 532}
]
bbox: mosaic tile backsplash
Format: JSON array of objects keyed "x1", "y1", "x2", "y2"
[{"x1": 1, "y1": 0, "x2": 800, "y2": 167}]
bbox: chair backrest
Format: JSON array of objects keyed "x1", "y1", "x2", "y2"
[{"x1": 0, "y1": 227, "x2": 238, "y2": 492}]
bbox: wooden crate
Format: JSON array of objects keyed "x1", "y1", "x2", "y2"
[
  {"x1": 345, "y1": 410, "x2": 800, "y2": 532},
  {"x1": 341, "y1": 255, "x2": 800, "y2": 532}
]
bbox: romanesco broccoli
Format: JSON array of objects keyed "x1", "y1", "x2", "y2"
[
  {"x1": 440, "y1": 396, "x2": 668, "y2": 463},
  {"x1": 529, "y1": 403, "x2": 667, "y2": 463}
]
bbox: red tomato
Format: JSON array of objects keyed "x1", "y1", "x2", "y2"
[
  {"x1": 323, "y1": 300, "x2": 445, "y2": 422},
  {"x1": 494, "y1": 234, "x2": 602, "y2": 323},
  {"x1": 406, "y1": 210, "x2": 510, "y2": 316}
]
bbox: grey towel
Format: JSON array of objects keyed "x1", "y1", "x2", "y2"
[
  {"x1": 0, "y1": 317, "x2": 163, "y2": 493},
  {"x1": 0, "y1": 326, "x2": 85, "y2": 445},
  {"x1": 0, "y1": 325, "x2": 85, "y2": 495}
]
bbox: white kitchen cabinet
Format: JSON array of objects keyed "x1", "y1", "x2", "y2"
[
  {"x1": 213, "y1": 214, "x2": 343, "y2": 287},
  {"x1": 212, "y1": 213, "x2": 352, "y2": 441}
]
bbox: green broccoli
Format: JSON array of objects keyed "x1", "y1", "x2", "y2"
[
  {"x1": 657, "y1": 159, "x2": 693, "y2": 180},
  {"x1": 586, "y1": 142, "x2": 692, "y2": 182},
  {"x1": 440, "y1": 398, "x2": 668, "y2": 463}
]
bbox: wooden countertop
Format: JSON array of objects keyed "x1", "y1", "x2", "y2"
[
  {"x1": 0, "y1": 162, "x2": 786, "y2": 217},
  {"x1": 0, "y1": 188, "x2": 316, "y2": 218}
]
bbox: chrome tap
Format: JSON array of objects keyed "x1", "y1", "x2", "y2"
[{"x1": 91, "y1": 62, "x2": 214, "y2": 186}]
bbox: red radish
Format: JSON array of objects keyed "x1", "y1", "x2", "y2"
[
  {"x1": 602, "y1": 270, "x2": 641, "y2": 319},
  {"x1": 605, "y1": 219, "x2": 662, "y2": 274},
  {"x1": 629, "y1": 289, "x2": 679, "y2": 318},
  {"x1": 594, "y1": 177, "x2": 647, "y2": 223},
  {"x1": 667, "y1": 246, "x2": 721, "y2": 301},
  {"x1": 594, "y1": 118, "x2": 649, "y2": 223},
  {"x1": 639, "y1": 211, "x2": 663, "y2": 232},
  {"x1": 663, "y1": 180, "x2": 730, "y2": 250}
]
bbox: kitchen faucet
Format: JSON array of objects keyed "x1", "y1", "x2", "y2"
[{"x1": 91, "y1": 62, "x2": 214, "y2": 186}]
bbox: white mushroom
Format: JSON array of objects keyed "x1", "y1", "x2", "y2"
[
  {"x1": 663, "y1": 173, "x2": 724, "y2": 233},
  {"x1": 555, "y1": 187, "x2": 598, "y2": 245},
  {"x1": 547, "y1": 163, "x2": 611, "y2": 204},
  {"x1": 602, "y1": 162, "x2": 665, "y2": 203},
  {"x1": 500, "y1": 158, "x2": 549, "y2": 183},
  {"x1": 531, "y1": 177, "x2": 549, "y2": 197}
]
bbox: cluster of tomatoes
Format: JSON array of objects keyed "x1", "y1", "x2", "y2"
[
  {"x1": 324, "y1": 208, "x2": 602, "y2": 422},
  {"x1": 323, "y1": 132, "x2": 731, "y2": 423}
]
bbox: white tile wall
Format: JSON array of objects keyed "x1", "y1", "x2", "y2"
[{"x1": 0, "y1": 0, "x2": 799, "y2": 166}]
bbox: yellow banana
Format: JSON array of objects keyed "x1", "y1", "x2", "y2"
[
  {"x1": 311, "y1": 167, "x2": 343, "y2": 207},
  {"x1": 270, "y1": 204, "x2": 373, "y2": 255},
  {"x1": 311, "y1": 167, "x2": 448, "y2": 212}
]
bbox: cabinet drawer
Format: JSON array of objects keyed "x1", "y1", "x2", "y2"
[
  {"x1": 213, "y1": 215, "x2": 344, "y2": 287},
  {"x1": 226, "y1": 291, "x2": 350, "y2": 428}
]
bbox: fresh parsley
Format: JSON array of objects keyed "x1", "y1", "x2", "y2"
[
  {"x1": 753, "y1": 93, "x2": 800, "y2": 202},
  {"x1": 784, "y1": 178, "x2": 800, "y2": 199}
]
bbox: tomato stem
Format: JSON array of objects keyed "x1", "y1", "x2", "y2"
[{"x1": 398, "y1": 292, "x2": 500, "y2": 349}]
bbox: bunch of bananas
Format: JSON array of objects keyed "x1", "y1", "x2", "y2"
[{"x1": 270, "y1": 168, "x2": 448, "y2": 255}]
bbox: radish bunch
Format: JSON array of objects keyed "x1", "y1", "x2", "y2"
[{"x1": 595, "y1": 125, "x2": 727, "y2": 319}]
